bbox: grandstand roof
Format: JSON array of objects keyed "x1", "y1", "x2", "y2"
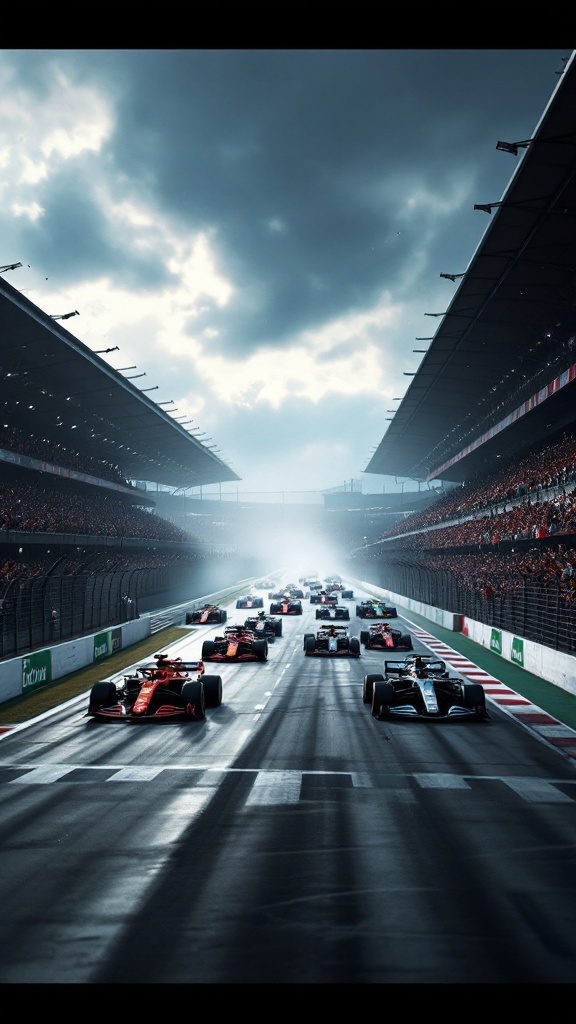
[
  {"x1": 0, "y1": 278, "x2": 241, "y2": 489},
  {"x1": 365, "y1": 52, "x2": 576, "y2": 486}
]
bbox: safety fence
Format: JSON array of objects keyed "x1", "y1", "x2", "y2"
[
  {"x1": 349, "y1": 554, "x2": 576, "y2": 656},
  {"x1": 0, "y1": 552, "x2": 265, "y2": 661},
  {"x1": 0, "y1": 566, "x2": 148, "y2": 661}
]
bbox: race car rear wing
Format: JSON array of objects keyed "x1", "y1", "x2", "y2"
[
  {"x1": 384, "y1": 658, "x2": 447, "y2": 676},
  {"x1": 139, "y1": 658, "x2": 204, "y2": 674}
]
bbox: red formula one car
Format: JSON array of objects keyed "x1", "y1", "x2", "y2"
[
  {"x1": 235, "y1": 594, "x2": 264, "y2": 609},
  {"x1": 87, "y1": 653, "x2": 223, "y2": 722},
  {"x1": 303, "y1": 625, "x2": 361, "y2": 657},
  {"x1": 356, "y1": 599, "x2": 397, "y2": 619},
  {"x1": 202, "y1": 624, "x2": 268, "y2": 662},
  {"x1": 185, "y1": 603, "x2": 228, "y2": 625},
  {"x1": 269, "y1": 595, "x2": 303, "y2": 615},
  {"x1": 360, "y1": 623, "x2": 413, "y2": 651}
]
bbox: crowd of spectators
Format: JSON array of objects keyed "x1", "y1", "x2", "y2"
[
  {"x1": 383, "y1": 546, "x2": 576, "y2": 604},
  {"x1": 0, "y1": 548, "x2": 215, "y2": 592},
  {"x1": 372, "y1": 433, "x2": 576, "y2": 540},
  {"x1": 350, "y1": 431, "x2": 576, "y2": 606},
  {"x1": 0, "y1": 421, "x2": 216, "y2": 594},
  {"x1": 0, "y1": 478, "x2": 194, "y2": 540},
  {"x1": 0, "y1": 422, "x2": 128, "y2": 486}
]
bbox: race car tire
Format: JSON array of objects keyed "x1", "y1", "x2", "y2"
[
  {"x1": 202, "y1": 674, "x2": 223, "y2": 708},
  {"x1": 363, "y1": 672, "x2": 385, "y2": 704},
  {"x1": 253, "y1": 639, "x2": 268, "y2": 661},
  {"x1": 185, "y1": 613, "x2": 194, "y2": 624},
  {"x1": 274, "y1": 621, "x2": 283, "y2": 636},
  {"x1": 461, "y1": 681, "x2": 487, "y2": 717},
  {"x1": 360, "y1": 630, "x2": 370, "y2": 646},
  {"x1": 295, "y1": 605, "x2": 303, "y2": 614},
  {"x1": 220, "y1": 610, "x2": 228, "y2": 623},
  {"x1": 235, "y1": 600, "x2": 244, "y2": 609},
  {"x1": 305, "y1": 636, "x2": 316, "y2": 655},
  {"x1": 181, "y1": 679, "x2": 206, "y2": 720},
  {"x1": 270, "y1": 603, "x2": 280, "y2": 615},
  {"x1": 303, "y1": 633, "x2": 314, "y2": 650},
  {"x1": 342, "y1": 590, "x2": 354, "y2": 600},
  {"x1": 401, "y1": 634, "x2": 413, "y2": 650},
  {"x1": 371, "y1": 680, "x2": 396, "y2": 718},
  {"x1": 88, "y1": 680, "x2": 118, "y2": 713},
  {"x1": 315, "y1": 609, "x2": 325, "y2": 619},
  {"x1": 201, "y1": 640, "x2": 216, "y2": 660},
  {"x1": 349, "y1": 637, "x2": 361, "y2": 657},
  {"x1": 339, "y1": 609, "x2": 350, "y2": 621}
]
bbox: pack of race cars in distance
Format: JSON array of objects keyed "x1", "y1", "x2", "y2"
[
  {"x1": 186, "y1": 603, "x2": 228, "y2": 625},
  {"x1": 87, "y1": 653, "x2": 223, "y2": 722},
  {"x1": 360, "y1": 623, "x2": 412, "y2": 650},
  {"x1": 202, "y1": 624, "x2": 269, "y2": 662},
  {"x1": 303, "y1": 625, "x2": 361, "y2": 657},
  {"x1": 356, "y1": 599, "x2": 397, "y2": 619},
  {"x1": 363, "y1": 654, "x2": 489, "y2": 721}
]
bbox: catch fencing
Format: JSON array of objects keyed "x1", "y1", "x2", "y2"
[
  {"x1": 350, "y1": 555, "x2": 576, "y2": 656},
  {"x1": 0, "y1": 565, "x2": 149, "y2": 660}
]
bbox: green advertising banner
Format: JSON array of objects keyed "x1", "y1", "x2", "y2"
[
  {"x1": 511, "y1": 636, "x2": 524, "y2": 668},
  {"x1": 93, "y1": 632, "x2": 112, "y2": 662},
  {"x1": 490, "y1": 628, "x2": 502, "y2": 655},
  {"x1": 22, "y1": 650, "x2": 52, "y2": 692}
]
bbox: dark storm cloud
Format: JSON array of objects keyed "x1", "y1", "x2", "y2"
[
  {"x1": 5, "y1": 48, "x2": 562, "y2": 355},
  {"x1": 15, "y1": 164, "x2": 177, "y2": 291},
  {"x1": 1, "y1": 46, "x2": 572, "y2": 493}
]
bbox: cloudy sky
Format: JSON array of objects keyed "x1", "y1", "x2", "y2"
[{"x1": 0, "y1": 48, "x2": 572, "y2": 500}]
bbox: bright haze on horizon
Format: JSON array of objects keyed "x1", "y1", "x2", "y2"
[{"x1": 0, "y1": 48, "x2": 571, "y2": 498}]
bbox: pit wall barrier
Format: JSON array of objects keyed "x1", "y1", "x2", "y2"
[
  {"x1": 0, "y1": 583, "x2": 250, "y2": 707},
  {"x1": 353, "y1": 578, "x2": 576, "y2": 699}
]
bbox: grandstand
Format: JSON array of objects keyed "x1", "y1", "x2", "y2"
[
  {"x1": 0, "y1": 274, "x2": 258, "y2": 657},
  {"x1": 351, "y1": 52, "x2": 576, "y2": 656}
]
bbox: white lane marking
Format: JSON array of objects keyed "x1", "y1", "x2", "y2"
[
  {"x1": 351, "y1": 772, "x2": 372, "y2": 787},
  {"x1": 10, "y1": 765, "x2": 76, "y2": 783},
  {"x1": 502, "y1": 777, "x2": 573, "y2": 803},
  {"x1": 107, "y1": 767, "x2": 164, "y2": 782},
  {"x1": 413, "y1": 773, "x2": 471, "y2": 789},
  {"x1": 245, "y1": 770, "x2": 302, "y2": 805}
]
